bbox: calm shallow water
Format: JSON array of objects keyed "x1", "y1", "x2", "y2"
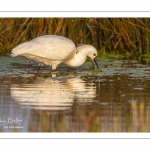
[{"x1": 0, "y1": 56, "x2": 150, "y2": 132}]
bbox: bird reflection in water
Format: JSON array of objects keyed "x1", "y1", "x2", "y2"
[{"x1": 11, "y1": 77, "x2": 96, "y2": 110}]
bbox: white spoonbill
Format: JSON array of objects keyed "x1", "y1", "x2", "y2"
[{"x1": 11, "y1": 35, "x2": 99, "y2": 71}]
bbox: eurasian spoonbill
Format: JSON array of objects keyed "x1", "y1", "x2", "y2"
[{"x1": 11, "y1": 35, "x2": 99, "y2": 71}]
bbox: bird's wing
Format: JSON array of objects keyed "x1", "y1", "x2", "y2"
[{"x1": 12, "y1": 35, "x2": 76, "y2": 61}]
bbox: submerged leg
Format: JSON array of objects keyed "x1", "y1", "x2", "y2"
[
  {"x1": 37, "y1": 64, "x2": 41, "y2": 72},
  {"x1": 37, "y1": 63, "x2": 44, "y2": 72}
]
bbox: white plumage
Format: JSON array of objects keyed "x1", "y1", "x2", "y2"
[{"x1": 11, "y1": 35, "x2": 99, "y2": 71}]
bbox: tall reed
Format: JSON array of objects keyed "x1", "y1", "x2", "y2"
[{"x1": 0, "y1": 18, "x2": 150, "y2": 56}]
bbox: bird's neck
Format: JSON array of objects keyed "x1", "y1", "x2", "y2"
[{"x1": 64, "y1": 51, "x2": 87, "y2": 67}]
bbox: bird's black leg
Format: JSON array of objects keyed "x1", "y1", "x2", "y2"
[
  {"x1": 37, "y1": 63, "x2": 44, "y2": 72},
  {"x1": 37, "y1": 65, "x2": 41, "y2": 72},
  {"x1": 36, "y1": 64, "x2": 43, "y2": 77},
  {"x1": 37, "y1": 64, "x2": 42, "y2": 72}
]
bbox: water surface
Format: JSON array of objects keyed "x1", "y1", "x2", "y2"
[{"x1": 0, "y1": 56, "x2": 150, "y2": 132}]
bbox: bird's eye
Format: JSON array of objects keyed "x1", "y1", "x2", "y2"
[{"x1": 93, "y1": 53, "x2": 96, "y2": 56}]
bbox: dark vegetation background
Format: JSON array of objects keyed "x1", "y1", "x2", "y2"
[{"x1": 0, "y1": 18, "x2": 150, "y2": 57}]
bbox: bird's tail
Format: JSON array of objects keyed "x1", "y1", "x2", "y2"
[
  {"x1": 11, "y1": 50, "x2": 16, "y2": 57},
  {"x1": 11, "y1": 41, "x2": 29, "y2": 57}
]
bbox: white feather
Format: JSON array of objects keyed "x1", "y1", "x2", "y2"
[{"x1": 11, "y1": 35, "x2": 99, "y2": 70}]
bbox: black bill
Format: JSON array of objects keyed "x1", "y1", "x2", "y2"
[{"x1": 93, "y1": 57, "x2": 99, "y2": 69}]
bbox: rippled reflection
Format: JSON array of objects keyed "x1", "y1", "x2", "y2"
[
  {"x1": 11, "y1": 77, "x2": 96, "y2": 110},
  {"x1": 1, "y1": 74, "x2": 150, "y2": 132},
  {"x1": 1, "y1": 57, "x2": 150, "y2": 132}
]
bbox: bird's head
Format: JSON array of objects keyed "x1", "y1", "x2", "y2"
[
  {"x1": 86, "y1": 45, "x2": 99, "y2": 69},
  {"x1": 76, "y1": 44, "x2": 100, "y2": 69}
]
